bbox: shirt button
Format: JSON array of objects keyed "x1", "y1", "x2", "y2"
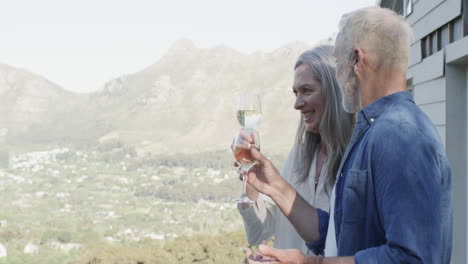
[{"x1": 370, "y1": 117, "x2": 375, "y2": 123}]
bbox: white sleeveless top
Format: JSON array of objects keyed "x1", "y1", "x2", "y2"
[{"x1": 324, "y1": 182, "x2": 337, "y2": 256}]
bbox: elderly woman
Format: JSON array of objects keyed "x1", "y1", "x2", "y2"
[{"x1": 237, "y1": 45, "x2": 355, "y2": 255}]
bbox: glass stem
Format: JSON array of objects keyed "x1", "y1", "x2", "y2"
[{"x1": 242, "y1": 174, "x2": 248, "y2": 196}]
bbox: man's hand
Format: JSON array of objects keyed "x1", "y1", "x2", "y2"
[{"x1": 246, "y1": 244, "x2": 324, "y2": 264}]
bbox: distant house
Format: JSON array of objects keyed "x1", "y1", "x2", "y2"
[
  {"x1": 379, "y1": 0, "x2": 468, "y2": 263},
  {"x1": 0, "y1": 243, "x2": 6, "y2": 258},
  {"x1": 23, "y1": 242, "x2": 39, "y2": 255}
]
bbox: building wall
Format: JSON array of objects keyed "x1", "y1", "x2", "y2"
[
  {"x1": 408, "y1": 0, "x2": 461, "y2": 42},
  {"x1": 408, "y1": 49, "x2": 447, "y2": 146},
  {"x1": 446, "y1": 36, "x2": 468, "y2": 264},
  {"x1": 405, "y1": 0, "x2": 465, "y2": 145},
  {"x1": 414, "y1": 77, "x2": 447, "y2": 146}
]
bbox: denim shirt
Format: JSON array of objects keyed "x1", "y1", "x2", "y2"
[{"x1": 310, "y1": 91, "x2": 453, "y2": 263}]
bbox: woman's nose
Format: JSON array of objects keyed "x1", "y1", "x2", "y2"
[{"x1": 294, "y1": 97, "x2": 304, "y2": 110}]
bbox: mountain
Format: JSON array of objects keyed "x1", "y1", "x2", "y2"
[
  {"x1": 0, "y1": 39, "x2": 323, "y2": 155},
  {"x1": 0, "y1": 64, "x2": 111, "y2": 146},
  {"x1": 0, "y1": 64, "x2": 67, "y2": 127},
  {"x1": 89, "y1": 39, "x2": 311, "y2": 155}
]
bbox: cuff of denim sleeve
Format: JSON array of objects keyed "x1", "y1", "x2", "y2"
[
  {"x1": 316, "y1": 208, "x2": 330, "y2": 242},
  {"x1": 354, "y1": 248, "x2": 378, "y2": 264},
  {"x1": 305, "y1": 208, "x2": 329, "y2": 255}
]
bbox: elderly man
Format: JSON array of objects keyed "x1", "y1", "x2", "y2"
[{"x1": 244, "y1": 6, "x2": 452, "y2": 264}]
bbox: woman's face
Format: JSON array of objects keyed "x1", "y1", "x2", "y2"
[{"x1": 292, "y1": 64, "x2": 325, "y2": 134}]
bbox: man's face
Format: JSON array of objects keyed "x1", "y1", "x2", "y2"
[{"x1": 334, "y1": 33, "x2": 362, "y2": 113}]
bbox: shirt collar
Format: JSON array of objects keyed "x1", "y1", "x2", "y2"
[{"x1": 358, "y1": 91, "x2": 414, "y2": 124}]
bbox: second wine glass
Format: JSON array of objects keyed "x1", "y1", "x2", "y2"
[{"x1": 232, "y1": 129, "x2": 260, "y2": 204}]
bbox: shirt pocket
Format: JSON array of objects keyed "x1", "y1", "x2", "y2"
[{"x1": 342, "y1": 169, "x2": 368, "y2": 224}]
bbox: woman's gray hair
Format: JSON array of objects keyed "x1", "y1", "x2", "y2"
[
  {"x1": 293, "y1": 45, "x2": 355, "y2": 185},
  {"x1": 338, "y1": 6, "x2": 412, "y2": 71}
]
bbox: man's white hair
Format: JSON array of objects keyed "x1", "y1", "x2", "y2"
[{"x1": 338, "y1": 6, "x2": 412, "y2": 71}]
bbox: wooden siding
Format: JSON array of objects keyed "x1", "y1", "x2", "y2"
[
  {"x1": 411, "y1": 0, "x2": 462, "y2": 43},
  {"x1": 407, "y1": 50, "x2": 445, "y2": 84},
  {"x1": 413, "y1": 77, "x2": 446, "y2": 104}
]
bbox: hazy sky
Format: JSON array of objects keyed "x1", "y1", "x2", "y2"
[{"x1": 0, "y1": 0, "x2": 376, "y2": 93}]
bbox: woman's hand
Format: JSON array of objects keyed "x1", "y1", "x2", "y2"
[{"x1": 244, "y1": 148, "x2": 285, "y2": 198}]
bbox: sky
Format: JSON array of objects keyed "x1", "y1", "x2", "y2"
[{"x1": 0, "y1": 0, "x2": 376, "y2": 93}]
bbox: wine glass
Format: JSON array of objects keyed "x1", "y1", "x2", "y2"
[
  {"x1": 236, "y1": 93, "x2": 262, "y2": 130},
  {"x1": 232, "y1": 129, "x2": 260, "y2": 204}
]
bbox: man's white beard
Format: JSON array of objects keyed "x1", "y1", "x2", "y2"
[{"x1": 339, "y1": 68, "x2": 362, "y2": 114}]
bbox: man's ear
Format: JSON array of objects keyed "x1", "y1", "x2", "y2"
[
  {"x1": 353, "y1": 48, "x2": 364, "y2": 73},
  {"x1": 353, "y1": 50, "x2": 359, "y2": 66}
]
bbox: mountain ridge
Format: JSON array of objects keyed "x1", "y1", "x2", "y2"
[{"x1": 0, "y1": 38, "x2": 338, "y2": 155}]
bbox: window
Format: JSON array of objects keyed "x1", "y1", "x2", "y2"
[
  {"x1": 463, "y1": 0, "x2": 468, "y2": 36},
  {"x1": 421, "y1": 16, "x2": 463, "y2": 59},
  {"x1": 380, "y1": 0, "x2": 412, "y2": 16},
  {"x1": 404, "y1": 0, "x2": 413, "y2": 17}
]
